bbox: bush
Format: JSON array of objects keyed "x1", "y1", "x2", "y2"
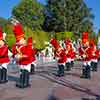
[
  {"x1": 6, "y1": 34, "x2": 16, "y2": 50},
  {"x1": 4, "y1": 25, "x2": 49, "y2": 50},
  {"x1": 24, "y1": 27, "x2": 49, "y2": 50},
  {"x1": 55, "y1": 32, "x2": 75, "y2": 40}
]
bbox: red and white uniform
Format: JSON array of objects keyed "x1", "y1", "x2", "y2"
[
  {"x1": 12, "y1": 23, "x2": 36, "y2": 72},
  {"x1": 0, "y1": 45, "x2": 10, "y2": 69},
  {"x1": 0, "y1": 27, "x2": 10, "y2": 69},
  {"x1": 12, "y1": 42, "x2": 37, "y2": 72},
  {"x1": 50, "y1": 38, "x2": 67, "y2": 65},
  {"x1": 79, "y1": 46, "x2": 92, "y2": 66},
  {"x1": 55, "y1": 49, "x2": 67, "y2": 65},
  {"x1": 0, "y1": 45, "x2": 10, "y2": 64},
  {"x1": 89, "y1": 39, "x2": 99, "y2": 63},
  {"x1": 64, "y1": 39, "x2": 76, "y2": 63},
  {"x1": 27, "y1": 37, "x2": 37, "y2": 66}
]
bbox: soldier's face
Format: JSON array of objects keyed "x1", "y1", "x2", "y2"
[
  {"x1": 19, "y1": 38, "x2": 26, "y2": 45},
  {"x1": 84, "y1": 42, "x2": 89, "y2": 47}
]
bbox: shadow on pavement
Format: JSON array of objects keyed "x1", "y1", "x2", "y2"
[
  {"x1": 8, "y1": 75, "x2": 19, "y2": 82},
  {"x1": 47, "y1": 95, "x2": 59, "y2": 100},
  {"x1": 82, "y1": 95, "x2": 100, "y2": 100},
  {"x1": 65, "y1": 72, "x2": 81, "y2": 78},
  {"x1": 38, "y1": 72, "x2": 100, "y2": 98},
  {"x1": 36, "y1": 66, "x2": 81, "y2": 79}
]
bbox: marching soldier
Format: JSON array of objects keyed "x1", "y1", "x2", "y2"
[
  {"x1": 50, "y1": 38, "x2": 67, "y2": 77},
  {"x1": 27, "y1": 37, "x2": 37, "y2": 74},
  {"x1": 64, "y1": 38, "x2": 76, "y2": 71},
  {"x1": 12, "y1": 23, "x2": 33, "y2": 88},
  {"x1": 90, "y1": 39, "x2": 99, "y2": 71},
  {"x1": 80, "y1": 32, "x2": 92, "y2": 79},
  {"x1": 0, "y1": 27, "x2": 10, "y2": 83}
]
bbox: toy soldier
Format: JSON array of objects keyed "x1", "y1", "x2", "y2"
[
  {"x1": 12, "y1": 23, "x2": 33, "y2": 88},
  {"x1": 90, "y1": 39, "x2": 99, "y2": 71},
  {"x1": 50, "y1": 38, "x2": 67, "y2": 77},
  {"x1": 27, "y1": 37, "x2": 37, "y2": 74},
  {"x1": 64, "y1": 38, "x2": 76, "y2": 71},
  {"x1": 80, "y1": 32, "x2": 92, "y2": 79},
  {"x1": 0, "y1": 27, "x2": 10, "y2": 83}
]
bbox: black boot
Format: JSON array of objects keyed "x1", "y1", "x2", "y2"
[
  {"x1": 65, "y1": 62, "x2": 71, "y2": 71},
  {"x1": 80, "y1": 66, "x2": 86, "y2": 78},
  {"x1": 98, "y1": 56, "x2": 100, "y2": 62},
  {"x1": 91, "y1": 62, "x2": 95, "y2": 71},
  {"x1": 30, "y1": 64, "x2": 35, "y2": 75},
  {"x1": 1, "y1": 68, "x2": 8, "y2": 83},
  {"x1": 60, "y1": 65, "x2": 64, "y2": 76},
  {"x1": 91, "y1": 61, "x2": 94, "y2": 70},
  {"x1": 16, "y1": 69, "x2": 25, "y2": 88},
  {"x1": 85, "y1": 65, "x2": 91, "y2": 79},
  {"x1": 57, "y1": 65, "x2": 64, "y2": 77},
  {"x1": 92, "y1": 62, "x2": 98, "y2": 71},
  {"x1": 93, "y1": 62, "x2": 98, "y2": 71},
  {"x1": 0, "y1": 68, "x2": 3, "y2": 83},
  {"x1": 16, "y1": 70, "x2": 30, "y2": 88},
  {"x1": 24, "y1": 70, "x2": 30, "y2": 87},
  {"x1": 71, "y1": 61, "x2": 74, "y2": 68}
]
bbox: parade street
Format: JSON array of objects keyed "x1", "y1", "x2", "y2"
[{"x1": 0, "y1": 60, "x2": 100, "y2": 100}]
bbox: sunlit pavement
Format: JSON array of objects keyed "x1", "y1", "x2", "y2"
[{"x1": 0, "y1": 61, "x2": 100, "y2": 100}]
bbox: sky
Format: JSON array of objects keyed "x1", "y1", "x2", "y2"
[
  {"x1": 84, "y1": 0, "x2": 100, "y2": 33},
  {"x1": 0, "y1": 0, "x2": 100, "y2": 33}
]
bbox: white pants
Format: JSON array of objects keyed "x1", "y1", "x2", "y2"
[
  {"x1": 83, "y1": 61, "x2": 91, "y2": 66},
  {"x1": 20, "y1": 64, "x2": 31, "y2": 72},
  {"x1": 58, "y1": 63, "x2": 65, "y2": 66},
  {"x1": 0, "y1": 63, "x2": 9, "y2": 69},
  {"x1": 66, "y1": 58, "x2": 72, "y2": 63},
  {"x1": 31, "y1": 61, "x2": 37, "y2": 67},
  {"x1": 71, "y1": 59, "x2": 74, "y2": 62},
  {"x1": 91, "y1": 59, "x2": 98, "y2": 63}
]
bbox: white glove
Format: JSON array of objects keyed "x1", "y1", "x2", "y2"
[
  {"x1": 15, "y1": 54, "x2": 21, "y2": 59},
  {"x1": 56, "y1": 57, "x2": 60, "y2": 60},
  {"x1": 83, "y1": 54, "x2": 86, "y2": 58}
]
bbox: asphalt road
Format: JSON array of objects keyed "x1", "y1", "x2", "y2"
[{"x1": 0, "y1": 60, "x2": 100, "y2": 100}]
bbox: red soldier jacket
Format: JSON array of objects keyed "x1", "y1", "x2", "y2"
[
  {"x1": 78, "y1": 47, "x2": 84, "y2": 57},
  {"x1": 55, "y1": 49, "x2": 67, "y2": 64},
  {"x1": 92, "y1": 49, "x2": 99, "y2": 60},
  {"x1": 81, "y1": 47, "x2": 92, "y2": 61},
  {"x1": 12, "y1": 44, "x2": 20, "y2": 58},
  {"x1": 66, "y1": 49, "x2": 76, "y2": 59},
  {"x1": 0, "y1": 45, "x2": 10, "y2": 63},
  {"x1": 12, "y1": 44, "x2": 37, "y2": 65}
]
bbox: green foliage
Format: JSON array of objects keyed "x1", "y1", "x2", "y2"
[
  {"x1": 43, "y1": 0, "x2": 94, "y2": 34},
  {"x1": 12, "y1": 0, "x2": 45, "y2": 30},
  {"x1": 89, "y1": 32, "x2": 96, "y2": 39},
  {"x1": 0, "y1": 18, "x2": 15, "y2": 49},
  {"x1": 6, "y1": 34, "x2": 16, "y2": 49},
  {"x1": 1, "y1": 24, "x2": 49, "y2": 50},
  {"x1": 0, "y1": 17, "x2": 9, "y2": 27},
  {"x1": 56, "y1": 32, "x2": 74, "y2": 40},
  {"x1": 3, "y1": 24, "x2": 16, "y2": 49},
  {"x1": 0, "y1": 0, "x2": 96, "y2": 49},
  {"x1": 98, "y1": 29, "x2": 100, "y2": 36},
  {"x1": 88, "y1": 32, "x2": 98, "y2": 44},
  {"x1": 24, "y1": 26, "x2": 49, "y2": 50}
]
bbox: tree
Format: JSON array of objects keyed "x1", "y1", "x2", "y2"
[
  {"x1": 12, "y1": 0, "x2": 45, "y2": 30},
  {"x1": 98, "y1": 29, "x2": 100, "y2": 36},
  {"x1": 43, "y1": 0, "x2": 94, "y2": 34},
  {"x1": 0, "y1": 17, "x2": 9, "y2": 27}
]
